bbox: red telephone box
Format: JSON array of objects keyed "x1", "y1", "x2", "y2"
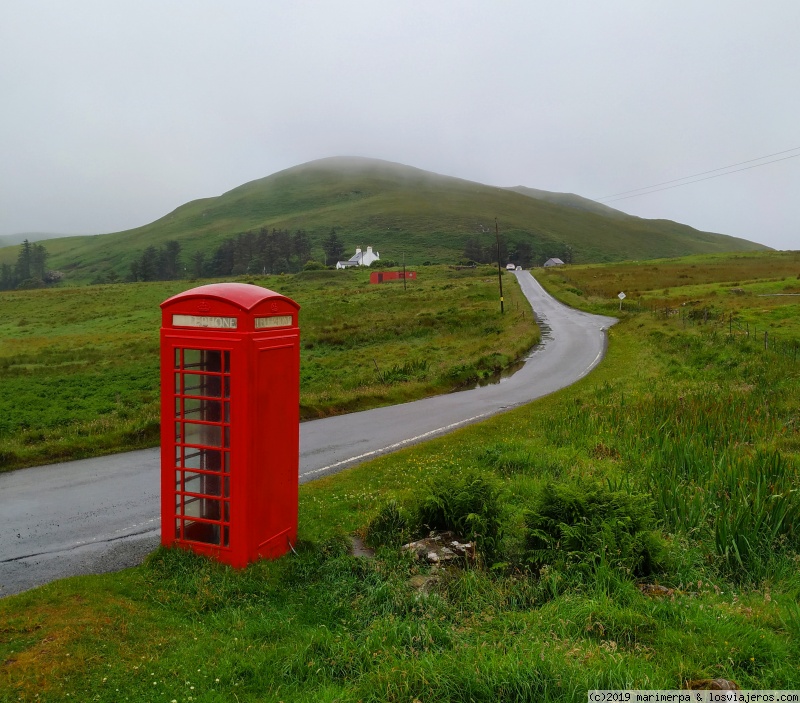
[{"x1": 159, "y1": 282, "x2": 300, "y2": 567}]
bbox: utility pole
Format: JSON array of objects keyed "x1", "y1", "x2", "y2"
[{"x1": 495, "y1": 218, "x2": 504, "y2": 314}]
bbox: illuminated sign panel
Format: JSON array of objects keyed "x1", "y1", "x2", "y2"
[
  {"x1": 254, "y1": 316, "x2": 293, "y2": 329},
  {"x1": 172, "y1": 315, "x2": 238, "y2": 329}
]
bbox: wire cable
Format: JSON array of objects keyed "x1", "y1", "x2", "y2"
[
  {"x1": 600, "y1": 151, "x2": 800, "y2": 203},
  {"x1": 598, "y1": 147, "x2": 800, "y2": 201}
]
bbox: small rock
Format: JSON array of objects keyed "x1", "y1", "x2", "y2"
[
  {"x1": 638, "y1": 583, "x2": 675, "y2": 598},
  {"x1": 402, "y1": 531, "x2": 475, "y2": 564},
  {"x1": 686, "y1": 678, "x2": 740, "y2": 690},
  {"x1": 449, "y1": 540, "x2": 475, "y2": 559}
]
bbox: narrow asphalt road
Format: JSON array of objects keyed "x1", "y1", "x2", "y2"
[{"x1": 0, "y1": 271, "x2": 615, "y2": 597}]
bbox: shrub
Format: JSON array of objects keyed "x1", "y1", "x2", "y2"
[
  {"x1": 419, "y1": 471, "x2": 504, "y2": 565},
  {"x1": 303, "y1": 260, "x2": 327, "y2": 271},
  {"x1": 523, "y1": 480, "x2": 666, "y2": 577}
]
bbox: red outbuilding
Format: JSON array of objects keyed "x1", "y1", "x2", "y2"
[
  {"x1": 369, "y1": 271, "x2": 417, "y2": 284},
  {"x1": 160, "y1": 282, "x2": 300, "y2": 567}
]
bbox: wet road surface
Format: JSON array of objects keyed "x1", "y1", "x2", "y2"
[{"x1": 0, "y1": 271, "x2": 615, "y2": 596}]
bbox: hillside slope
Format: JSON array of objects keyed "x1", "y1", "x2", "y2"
[
  {"x1": 504, "y1": 185, "x2": 631, "y2": 219},
  {"x1": 1, "y1": 157, "x2": 768, "y2": 282}
]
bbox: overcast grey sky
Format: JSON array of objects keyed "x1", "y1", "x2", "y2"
[{"x1": 1, "y1": 1, "x2": 798, "y2": 249}]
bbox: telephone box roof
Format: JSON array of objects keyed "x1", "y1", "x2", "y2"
[{"x1": 161, "y1": 282, "x2": 299, "y2": 312}]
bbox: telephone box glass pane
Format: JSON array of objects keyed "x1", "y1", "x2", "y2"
[
  {"x1": 183, "y1": 520, "x2": 220, "y2": 545},
  {"x1": 183, "y1": 349, "x2": 201, "y2": 368},
  {"x1": 184, "y1": 423, "x2": 222, "y2": 447},
  {"x1": 183, "y1": 447, "x2": 199, "y2": 468},
  {"x1": 174, "y1": 348, "x2": 181, "y2": 369},
  {"x1": 206, "y1": 350, "x2": 221, "y2": 371},
  {"x1": 184, "y1": 349, "x2": 222, "y2": 372},
  {"x1": 183, "y1": 495, "x2": 201, "y2": 517},
  {"x1": 182, "y1": 496, "x2": 221, "y2": 521},
  {"x1": 174, "y1": 373, "x2": 181, "y2": 394},
  {"x1": 223, "y1": 351, "x2": 230, "y2": 372},
  {"x1": 201, "y1": 499, "x2": 221, "y2": 520},
  {"x1": 206, "y1": 376, "x2": 223, "y2": 398},
  {"x1": 183, "y1": 374, "x2": 223, "y2": 398},
  {"x1": 184, "y1": 472, "x2": 222, "y2": 497},
  {"x1": 222, "y1": 526, "x2": 229, "y2": 547},
  {"x1": 174, "y1": 423, "x2": 182, "y2": 442},
  {"x1": 183, "y1": 448, "x2": 222, "y2": 471},
  {"x1": 183, "y1": 398, "x2": 222, "y2": 421}
]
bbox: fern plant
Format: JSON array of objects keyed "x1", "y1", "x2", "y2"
[
  {"x1": 418, "y1": 471, "x2": 505, "y2": 565},
  {"x1": 523, "y1": 480, "x2": 666, "y2": 577}
]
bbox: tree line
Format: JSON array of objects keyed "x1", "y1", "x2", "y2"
[
  {"x1": 462, "y1": 234, "x2": 573, "y2": 268},
  {"x1": 127, "y1": 227, "x2": 360, "y2": 283},
  {"x1": 0, "y1": 240, "x2": 63, "y2": 291},
  {"x1": 127, "y1": 228, "x2": 318, "y2": 282}
]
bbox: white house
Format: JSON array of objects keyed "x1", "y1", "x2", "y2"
[
  {"x1": 543, "y1": 257, "x2": 565, "y2": 267},
  {"x1": 336, "y1": 246, "x2": 380, "y2": 269}
]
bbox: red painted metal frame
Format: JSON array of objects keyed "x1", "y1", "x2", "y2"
[{"x1": 160, "y1": 283, "x2": 300, "y2": 567}]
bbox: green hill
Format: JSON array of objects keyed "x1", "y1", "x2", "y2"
[
  {"x1": 504, "y1": 185, "x2": 631, "y2": 219},
  {"x1": 0, "y1": 156, "x2": 768, "y2": 283}
]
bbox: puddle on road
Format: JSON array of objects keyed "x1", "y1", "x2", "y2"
[{"x1": 467, "y1": 317, "x2": 553, "y2": 389}]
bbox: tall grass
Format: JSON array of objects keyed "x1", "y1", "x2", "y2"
[{"x1": 535, "y1": 317, "x2": 800, "y2": 579}]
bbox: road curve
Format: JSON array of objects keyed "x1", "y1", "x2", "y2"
[{"x1": 0, "y1": 271, "x2": 615, "y2": 597}]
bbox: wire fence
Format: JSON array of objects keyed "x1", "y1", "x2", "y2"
[{"x1": 647, "y1": 303, "x2": 800, "y2": 364}]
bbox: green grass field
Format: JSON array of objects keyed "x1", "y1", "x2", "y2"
[
  {"x1": 0, "y1": 266, "x2": 536, "y2": 472},
  {"x1": 2, "y1": 253, "x2": 799, "y2": 700}
]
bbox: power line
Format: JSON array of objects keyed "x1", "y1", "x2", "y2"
[{"x1": 598, "y1": 146, "x2": 800, "y2": 202}]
